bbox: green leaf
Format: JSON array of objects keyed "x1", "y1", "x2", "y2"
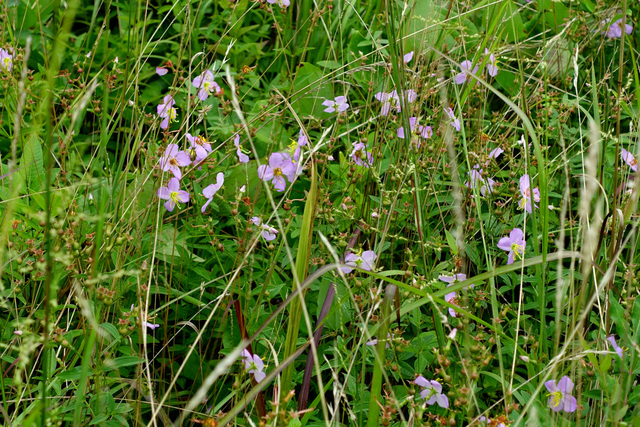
[
  {"x1": 445, "y1": 230, "x2": 458, "y2": 256},
  {"x1": 104, "y1": 356, "x2": 143, "y2": 371},
  {"x1": 18, "y1": 133, "x2": 44, "y2": 193}
]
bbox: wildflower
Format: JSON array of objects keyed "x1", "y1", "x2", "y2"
[
  {"x1": 403, "y1": 51, "x2": 414, "y2": 64},
  {"x1": 144, "y1": 321, "x2": 161, "y2": 330},
  {"x1": 414, "y1": 376, "x2": 449, "y2": 408},
  {"x1": 603, "y1": 17, "x2": 633, "y2": 39},
  {"x1": 156, "y1": 66, "x2": 169, "y2": 76},
  {"x1": 447, "y1": 329, "x2": 457, "y2": 340},
  {"x1": 322, "y1": 96, "x2": 349, "y2": 113},
  {"x1": 193, "y1": 70, "x2": 222, "y2": 101},
  {"x1": 0, "y1": 48, "x2": 13, "y2": 72},
  {"x1": 366, "y1": 332, "x2": 393, "y2": 348},
  {"x1": 241, "y1": 349, "x2": 266, "y2": 383},
  {"x1": 488, "y1": 147, "x2": 504, "y2": 159},
  {"x1": 266, "y1": 0, "x2": 290, "y2": 8},
  {"x1": 497, "y1": 228, "x2": 526, "y2": 265},
  {"x1": 478, "y1": 416, "x2": 506, "y2": 427},
  {"x1": 454, "y1": 60, "x2": 479, "y2": 84},
  {"x1": 545, "y1": 376, "x2": 578, "y2": 413},
  {"x1": 291, "y1": 129, "x2": 309, "y2": 162},
  {"x1": 621, "y1": 148, "x2": 638, "y2": 171},
  {"x1": 233, "y1": 134, "x2": 250, "y2": 163},
  {"x1": 341, "y1": 250, "x2": 377, "y2": 274},
  {"x1": 157, "y1": 95, "x2": 178, "y2": 129},
  {"x1": 350, "y1": 142, "x2": 374, "y2": 167},
  {"x1": 606, "y1": 334, "x2": 623, "y2": 358},
  {"x1": 465, "y1": 167, "x2": 484, "y2": 190},
  {"x1": 257, "y1": 152, "x2": 296, "y2": 192},
  {"x1": 518, "y1": 174, "x2": 540, "y2": 213},
  {"x1": 157, "y1": 178, "x2": 190, "y2": 212},
  {"x1": 480, "y1": 177, "x2": 496, "y2": 196},
  {"x1": 444, "y1": 290, "x2": 459, "y2": 317},
  {"x1": 439, "y1": 273, "x2": 474, "y2": 289},
  {"x1": 374, "y1": 89, "x2": 417, "y2": 116},
  {"x1": 397, "y1": 117, "x2": 432, "y2": 148},
  {"x1": 201, "y1": 172, "x2": 224, "y2": 213},
  {"x1": 485, "y1": 49, "x2": 498, "y2": 77},
  {"x1": 444, "y1": 107, "x2": 461, "y2": 131},
  {"x1": 186, "y1": 133, "x2": 212, "y2": 164},
  {"x1": 250, "y1": 217, "x2": 278, "y2": 241},
  {"x1": 159, "y1": 143, "x2": 191, "y2": 179}
]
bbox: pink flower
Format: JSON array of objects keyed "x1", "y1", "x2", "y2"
[
  {"x1": 250, "y1": 217, "x2": 278, "y2": 241},
  {"x1": 606, "y1": 334, "x2": 623, "y2": 358},
  {"x1": 0, "y1": 48, "x2": 13, "y2": 72},
  {"x1": 233, "y1": 134, "x2": 250, "y2": 163},
  {"x1": 157, "y1": 95, "x2": 178, "y2": 129},
  {"x1": 192, "y1": 70, "x2": 222, "y2": 101},
  {"x1": 484, "y1": 48, "x2": 498, "y2": 77},
  {"x1": 497, "y1": 228, "x2": 526, "y2": 265},
  {"x1": 397, "y1": 117, "x2": 432, "y2": 148},
  {"x1": 488, "y1": 147, "x2": 504, "y2": 159},
  {"x1": 444, "y1": 107, "x2": 461, "y2": 131},
  {"x1": 257, "y1": 153, "x2": 296, "y2": 192},
  {"x1": 454, "y1": 60, "x2": 479, "y2": 84},
  {"x1": 403, "y1": 51, "x2": 414, "y2": 64},
  {"x1": 201, "y1": 172, "x2": 224, "y2": 213},
  {"x1": 322, "y1": 96, "x2": 349, "y2": 113},
  {"x1": 545, "y1": 376, "x2": 577, "y2": 413},
  {"x1": 374, "y1": 89, "x2": 417, "y2": 116},
  {"x1": 414, "y1": 377, "x2": 449, "y2": 408},
  {"x1": 157, "y1": 178, "x2": 190, "y2": 212},
  {"x1": 159, "y1": 144, "x2": 191, "y2": 179},
  {"x1": 621, "y1": 148, "x2": 638, "y2": 171},
  {"x1": 341, "y1": 250, "x2": 377, "y2": 273},
  {"x1": 186, "y1": 133, "x2": 212, "y2": 164},
  {"x1": 350, "y1": 142, "x2": 374, "y2": 167},
  {"x1": 518, "y1": 174, "x2": 540, "y2": 213},
  {"x1": 241, "y1": 349, "x2": 266, "y2": 383},
  {"x1": 156, "y1": 66, "x2": 169, "y2": 76},
  {"x1": 266, "y1": 0, "x2": 290, "y2": 7}
]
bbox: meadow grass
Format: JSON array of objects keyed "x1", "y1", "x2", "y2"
[{"x1": 0, "y1": 0, "x2": 639, "y2": 426}]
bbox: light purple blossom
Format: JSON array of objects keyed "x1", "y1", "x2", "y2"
[
  {"x1": 444, "y1": 290, "x2": 458, "y2": 317},
  {"x1": 257, "y1": 153, "x2": 296, "y2": 192},
  {"x1": 606, "y1": 334, "x2": 623, "y2": 358},
  {"x1": 397, "y1": 117, "x2": 432, "y2": 148},
  {"x1": 454, "y1": 60, "x2": 479, "y2": 84},
  {"x1": 444, "y1": 107, "x2": 461, "y2": 131},
  {"x1": 186, "y1": 133, "x2": 212, "y2": 164},
  {"x1": 480, "y1": 177, "x2": 496, "y2": 196},
  {"x1": 250, "y1": 217, "x2": 278, "y2": 241},
  {"x1": 201, "y1": 172, "x2": 224, "y2": 213},
  {"x1": 322, "y1": 96, "x2": 349, "y2": 113},
  {"x1": 403, "y1": 51, "x2": 414, "y2": 64},
  {"x1": 621, "y1": 148, "x2": 638, "y2": 171},
  {"x1": 350, "y1": 142, "x2": 374, "y2": 167},
  {"x1": 266, "y1": 0, "x2": 290, "y2": 7},
  {"x1": 0, "y1": 48, "x2": 13, "y2": 72},
  {"x1": 241, "y1": 349, "x2": 266, "y2": 383},
  {"x1": 234, "y1": 134, "x2": 250, "y2": 163},
  {"x1": 439, "y1": 273, "x2": 474, "y2": 289},
  {"x1": 414, "y1": 376, "x2": 449, "y2": 408},
  {"x1": 545, "y1": 376, "x2": 578, "y2": 413},
  {"x1": 156, "y1": 66, "x2": 168, "y2": 76},
  {"x1": 489, "y1": 147, "x2": 504, "y2": 159},
  {"x1": 485, "y1": 48, "x2": 498, "y2": 77},
  {"x1": 144, "y1": 321, "x2": 161, "y2": 330},
  {"x1": 374, "y1": 89, "x2": 417, "y2": 116},
  {"x1": 497, "y1": 228, "x2": 526, "y2": 265},
  {"x1": 157, "y1": 95, "x2": 178, "y2": 129},
  {"x1": 603, "y1": 17, "x2": 633, "y2": 39},
  {"x1": 159, "y1": 143, "x2": 191, "y2": 179},
  {"x1": 192, "y1": 70, "x2": 222, "y2": 101},
  {"x1": 479, "y1": 416, "x2": 505, "y2": 427},
  {"x1": 157, "y1": 178, "x2": 190, "y2": 212},
  {"x1": 518, "y1": 174, "x2": 540, "y2": 213},
  {"x1": 465, "y1": 167, "x2": 484, "y2": 190},
  {"x1": 366, "y1": 332, "x2": 393, "y2": 348},
  {"x1": 341, "y1": 250, "x2": 377, "y2": 274},
  {"x1": 290, "y1": 129, "x2": 309, "y2": 163}
]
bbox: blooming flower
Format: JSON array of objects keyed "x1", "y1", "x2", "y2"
[
  {"x1": 478, "y1": 416, "x2": 506, "y2": 427},
  {"x1": 414, "y1": 377, "x2": 449, "y2": 408},
  {"x1": 258, "y1": 152, "x2": 296, "y2": 192},
  {"x1": 186, "y1": 133, "x2": 212, "y2": 164},
  {"x1": 603, "y1": 17, "x2": 633, "y2": 38},
  {"x1": 0, "y1": 48, "x2": 13, "y2": 72},
  {"x1": 439, "y1": 273, "x2": 474, "y2": 289},
  {"x1": 465, "y1": 167, "x2": 484, "y2": 190},
  {"x1": 157, "y1": 95, "x2": 178, "y2": 129},
  {"x1": 518, "y1": 174, "x2": 540, "y2": 213},
  {"x1": 480, "y1": 177, "x2": 497, "y2": 196},
  {"x1": 606, "y1": 334, "x2": 623, "y2": 358},
  {"x1": 159, "y1": 143, "x2": 191, "y2": 179},
  {"x1": 444, "y1": 107, "x2": 461, "y2": 131},
  {"x1": 621, "y1": 148, "x2": 638, "y2": 171},
  {"x1": 241, "y1": 349, "x2": 266, "y2": 383},
  {"x1": 157, "y1": 178, "x2": 190, "y2": 212},
  {"x1": 322, "y1": 96, "x2": 349, "y2": 113},
  {"x1": 341, "y1": 250, "x2": 377, "y2": 274},
  {"x1": 250, "y1": 217, "x2": 278, "y2": 241},
  {"x1": 444, "y1": 290, "x2": 459, "y2": 317},
  {"x1": 156, "y1": 66, "x2": 168, "y2": 76},
  {"x1": 454, "y1": 60, "x2": 479, "y2": 84},
  {"x1": 144, "y1": 321, "x2": 161, "y2": 330},
  {"x1": 201, "y1": 172, "x2": 224, "y2": 213},
  {"x1": 545, "y1": 376, "x2": 578, "y2": 413},
  {"x1": 485, "y1": 49, "x2": 498, "y2": 77},
  {"x1": 350, "y1": 142, "x2": 374, "y2": 167},
  {"x1": 192, "y1": 70, "x2": 222, "y2": 101},
  {"x1": 497, "y1": 228, "x2": 526, "y2": 265},
  {"x1": 366, "y1": 333, "x2": 393, "y2": 348},
  {"x1": 233, "y1": 134, "x2": 250, "y2": 163},
  {"x1": 488, "y1": 147, "x2": 504, "y2": 159},
  {"x1": 403, "y1": 51, "x2": 414, "y2": 64},
  {"x1": 374, "y1": 89, "x2": 417, "y2": 116},
  {"x1": 397, "y1": 117, "x2": 432, "y2": 148},
  {"x1": 266, "y1": 0, "x2": 290, "y2": 8}
]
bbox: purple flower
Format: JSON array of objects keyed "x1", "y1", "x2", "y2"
[
  {"x1": 289, "y1": 129, "x2": 309, "y2": 163},
  {"x1": 157, "y1": 95, "x2": 178, "y2": 129},
  {"x1": 192, "y1": 70, "x2": 222, "y2": 101},
  {"x1": 341, "y1": 250, "x2": 377, "y2": 274},
  {"x1": 186, "y1": 133, "x2": 212, "y2": 164},
  {"x1": 374, "y1": 89, "x2": 417, "y2": 116},
  {"x1": 241, "y1": 349, "x2": 266, "y2": 383},
  {"x1": 266, "y1": 0, "x2": 290, "y2": 7},
  {"x1": 403, "y1": 51, "x2": 414, "y2": 64},
  {"x1": 465, "y1": 167, "x2": 484, "y2": 190},
  {"x1": 497, "y1": 228, "x2": 526, "y2": 265},
  {"x1": 454, "y1": 60, "x2": 479, "y2": 84},
  {"x1": 157, "y1": 178, "x2": 190, "y2": 212},
  {"x1": 159, "y1": 144, "x2": 191, "y2": 179},
  {"x1": 484, "y1": 48, "x2": 498, "y2": 77},
  {"x1": 444, "y1": 290, "x2": 458, "y2": 317},
  {"x1": 0, "y1": 48, "x2": 13, "y2": 72},
  {"x1": 488, "y1": 147, "x2": 504, "y2": 159},
  {"x1": 257, "y1": 152, "x2": 296, "y2": 192},
  {"x1": 478, "y1": 416, "x2": 505, "y2": 427},
  {"x1": 143, "y1": 321, "x2": 161, "y2": 330},
  {"x1": 545, "y1": 376, "x2": 578, "y2": 413},
  {"x1": 444, "y1": 107, "x2": 461, "y2": 131},
  {"x1": 322, "y1": 96, "x2": 349, "y2": 113},
  {"x1": 350, "y1": 142, "x2": 374, "y2": 167},
  {"x1": 156, "y1": 66, "x2": 169, "y2": 76},
  {"x1": 621, "y1": 149, "x2": 638, "y2": 171},
  {"x1": 233, "y1": 134, "x2": 250, "y2": 163},
  {"x1": 606, "y1": 334, "x2": 623, "y2": 358},
  {"x1": 397, "y1": 117, "x2": 432, "y2": 148},
  {"x1": 366, "y1": 332, "x2": 393, "y2": 348},
  {"x1": 480, "y1": 177, "x2": 496, "y2": 196},
  {"x1": 439, "y1": 273, "x2": 474, "y2": 289},
  {"x1": 250, "y1": 217, "x2": 278, "y2": 241},
  {"x1": 518, "y1": 174, "x2": 540, "y2": 213},
  {"x1": 414, "y1": 376, "x2": 449, "y2": 408},
  {"x1": 603, "y1": 18, "x2": 633, "y2": 39},
  {"x1": 201, "y1": 172, "x2": 224, "y2": 213}
]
